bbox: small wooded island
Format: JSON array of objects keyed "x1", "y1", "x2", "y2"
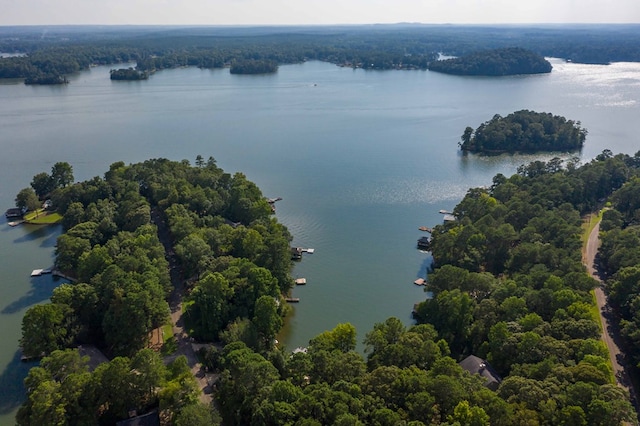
[
  {"x1": 109, "y1": 67, "x2": 149, "y2": 81},
  {"x1": 428, "y1": 47, "x2": 552, "y2": 76},
  {"x1": 459, "y1": 110, "x2": 587, "y2": 153}
]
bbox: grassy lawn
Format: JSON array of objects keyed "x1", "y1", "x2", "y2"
[
  {"x1": 161, "y1": 323, "x2": 177, "y2": 356},
  {"x1": 162, "y1": 323, "x2": 174, "y2": 339},
  {"x1": 581, "y1": 210, "x2": 604, "y2": 335},
  {"x1": 590, "y1": 290, "x2": 604, "y2": 333},
  {"x1": 24, "y1": 210, "x2": 63, "y2": 224}
]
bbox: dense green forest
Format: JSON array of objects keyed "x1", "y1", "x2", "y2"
[
  {"x1": 428, "y1": 48, "x2": 552, "y2": 76},
  {"x1": 16, "y1": 151, "x2": 640, "y2": 425},
  {"x1": 459, "y1": 110, "x2": 588, "y2": 153},
  {"x1": 597, "y1": 166, "x2": 640, "y2": 379},
  {"x1": 2, "y1": 24, "x2": 640, "y2": 84},
  {"x1": 17, "y1": 157, "x2": 293, "y2": 424}
]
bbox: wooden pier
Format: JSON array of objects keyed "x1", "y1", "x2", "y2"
[
  {"x1": 418, "y1": 226, "x2": 432, "y2": 233},
  {"x1": 30, "y1": 268, "x2": 76, "y2": 283}
]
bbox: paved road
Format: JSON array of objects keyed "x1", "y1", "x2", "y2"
[{"x1": 584, "y1": 218, "x2": 635, "y2": 399}]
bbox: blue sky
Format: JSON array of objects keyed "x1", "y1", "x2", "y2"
[{"x1": 1, "y1": 0, "x2": 639, "y2": 25}]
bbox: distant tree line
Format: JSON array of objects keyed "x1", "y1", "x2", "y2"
[
  {"x1": 3, "y1": 25, "x2": 640, "y2": 84},
  {"x1": 460, "y1": 110, "x2": 588, "y2": 153},
  {"x1": 428, "y1": 47, "x2": 552, "y2": 76}
]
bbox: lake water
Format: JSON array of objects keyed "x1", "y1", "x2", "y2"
[{"x1": 1, "y1": 58, "x2": 640, "y2": 422}]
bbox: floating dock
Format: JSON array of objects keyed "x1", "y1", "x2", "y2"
[
  {"x1": 414, "y1": 278, "x2": 426, "y2": 286},
  {"x1": 439, "y1": 209, "x2": 453, "y2": 215},
  {"x1": 285, "y1": 297, "x2": 300, "y2": 303},
  {"x1": 418, "y1": 226, "x2": 432, "y2": 233},
  {"x1": 295, "y1": 278, "x2": 307, "y2": 285},
  {"x1": 30, "y1": 268, "x2": 52, "y2": 277}
]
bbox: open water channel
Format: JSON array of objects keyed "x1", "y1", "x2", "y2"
[{"x1": 1, "y1": 58, "x2": 639, "y2": 422}]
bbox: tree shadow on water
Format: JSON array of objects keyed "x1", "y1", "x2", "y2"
[
  {"x1": 415, "y1": 253, "x2": 433, "y2": 279},
  {"x1": 1, "y1": 276, "x2": 64, "y2": 315},
  {"x1": 0, "y1": 350, "x2": 32, "y2": 415},
  {"x1": 12, "y1": 224, "x2": 60, "y2": 247}
]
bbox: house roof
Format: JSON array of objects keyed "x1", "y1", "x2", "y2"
[{"x1": 458, "y1": 355, "x2": 502, "y2": 391}]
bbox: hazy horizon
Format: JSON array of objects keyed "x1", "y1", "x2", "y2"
[{"x1": 1, "y1": 0, "x2": 639, "y2": 26}]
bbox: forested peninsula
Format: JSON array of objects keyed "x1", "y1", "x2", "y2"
[
  {"x1": 15, "y1": 151, "x2": 640, "y2": 425},
  {"x1": 460, "y1": 110, "x2": 588, "y2": 153},
  {"x1": 427, "y1": 47, "x2": 552, "y2": 76},
  {"x1": 2, "y1": 24, "x2": 640, "y2": 84}
]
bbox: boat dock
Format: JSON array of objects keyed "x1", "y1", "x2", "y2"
[
  {"x1": 30, "y1": 268, "x2": 76, "y2": 282},
  {"x1": 5, "y1": 207, "x2": 24, "y2": 219},
  {"x1": 418, "y1": 226, "x2": 432, "y2": 233},
  {"x1": 285, "y1": 297, "x2": 300, "y2": 303},
  {"x1": 414, "y1": 278, "x2": 426, "y2": 286},
  {"x1": 291, "y1": 247, "x2": 315, "y2": 260},
  {"x1": 295, "y1": 278, "x2": 307, "y2": 285},
  {"x1": 30, "y1": 268, "x2": 52, "y2": 277},
  {"x1": 439, "y1": 209, "x2": 453, "y2": 215},
  {"x1": 417, "y1": 236, "x2": 431, "y2": 250},
  {"x1": 267, "y1": 197, "x2": 282, "y2": 212}
]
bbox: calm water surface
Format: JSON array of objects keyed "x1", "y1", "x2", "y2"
[{"x1": 1, "y1": 58, "x2": 639, "y2": 421}]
